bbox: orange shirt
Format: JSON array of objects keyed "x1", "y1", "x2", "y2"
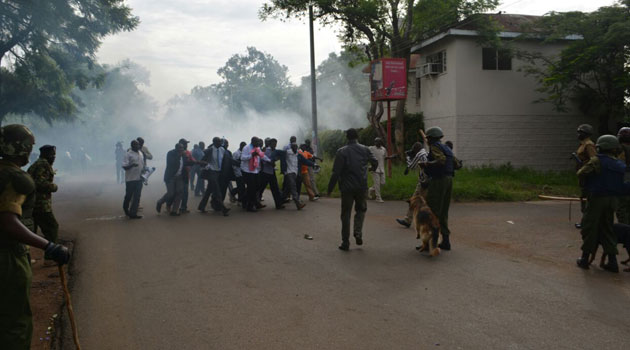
[{"x1": 300, "y1": 150, "x2": 313, "y2": 174}]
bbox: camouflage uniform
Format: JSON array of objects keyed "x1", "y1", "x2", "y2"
[
  {"x1": 0, "y1": 160, "x2": 36, "y2": 349},
  {"x1": 615, "y1": 144, "x2": 630, "y2": 224},
  {"x1": 576, "y1": 138, "x2": 597, "y2": 214},
  {"x1": 27, "y1": 158, "x2": 59, "y2": 243}
]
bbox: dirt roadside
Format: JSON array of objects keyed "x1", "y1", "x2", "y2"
[{"x1": 28, "y1": 240, "x2": 74, "y2": 350}]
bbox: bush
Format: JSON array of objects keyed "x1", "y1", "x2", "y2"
[{"x1": 319, "y1": 129, "x2": 346, "y2": 158}]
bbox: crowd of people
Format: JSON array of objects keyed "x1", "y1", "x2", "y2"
[{"x1": 119, "y1": 135, "x2": 325, "y2": 220}]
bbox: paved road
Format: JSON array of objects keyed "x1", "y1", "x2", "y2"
[{"x1": 55, "y1": 180, "x2": 630, "y2": 349}]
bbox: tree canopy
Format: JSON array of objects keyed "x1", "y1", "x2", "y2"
[
  {"x1": 518, "y1": 0, "x2": 630, "y2": 133},
  {"x1": 211, "y1": 47, "x2": 293, "y2": 113},
  {"x1": 0, "y1": 0, "x2": 139, "y2": 124}
]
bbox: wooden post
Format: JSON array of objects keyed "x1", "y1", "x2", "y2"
[
  {"x1": 387, "y1": 100, "x2": 392, "y2": 178},
  {"x1": 59, "y1": 265, "x2": 81, "y2": 349}
]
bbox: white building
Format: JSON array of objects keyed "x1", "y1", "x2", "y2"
[{"x1": 408, "y1": 14, "x2": 597, "y2": 170}]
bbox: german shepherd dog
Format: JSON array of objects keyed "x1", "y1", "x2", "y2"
[
  {"x1": 590, "y1": 223, "x2": 630, "y2": 271},
  {"x1": 409, "y1": 194, "x2": 441, "y2": 257}
]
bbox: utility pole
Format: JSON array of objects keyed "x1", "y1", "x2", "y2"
[{"x1": 308, "y1": 5, "x2": 319, "y2": 157}]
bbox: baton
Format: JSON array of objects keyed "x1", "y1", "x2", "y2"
[{"x1": 58, "y1": 265, "x2": 81, "y2": 350}]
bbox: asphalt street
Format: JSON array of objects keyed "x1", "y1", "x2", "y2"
[{"x1": 54, "y1": 180, "x2": 630, "y2": 349}]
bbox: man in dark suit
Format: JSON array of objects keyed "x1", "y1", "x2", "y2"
[
  {"x1": 156, "y1": 143, "x2": 195, "y2": 216},
  {"x1": 198, "y1": 137, "x2": 232, "y2": 216}
]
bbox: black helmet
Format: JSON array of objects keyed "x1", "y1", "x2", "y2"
[
  {"x1": 425, "y1": 127, "x2": 444, "y2": 138},
  {"x1": 596, "y1": 135, "x2": 620, "y2": 151},
  {"x1": 577, "y1": 124, "x2": 594, "y2": 135},
  {"x1": 617, "y1": 127, "x2": 630, "y2": 143}
]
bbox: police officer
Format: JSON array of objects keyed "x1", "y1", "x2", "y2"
[
  {"x1": 27, "y1": 145, "x2": 59, "y2": 248},
  {"x1": 424, "y1": 126, "x2": 455, "y2": 250},
  {"x1": 0, "y1": 124, "x2": 70, "y2": 348},
  {"x1": 616, "y1": 127, "x2": 630, "y2": 224},
  {"x1": 574, "y1": 124, "x2": 597, "y2": 229},
  {"x1": 576, "y1": 135, "x2": 627, "y2": 273}
]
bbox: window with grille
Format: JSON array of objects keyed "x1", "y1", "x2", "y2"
[{"x1": 482, "y1": 48, "x2": 512, "y2": 70}]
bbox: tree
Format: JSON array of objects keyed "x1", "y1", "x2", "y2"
[
  {"x1": 0, "y1": 0, "x2": 139, "y2": 124},
  {"x1": 261, "y1": 0, "x2": 497, "y2": 155},
  {"x1": 212, "y1": 47, "x2": 293, "y2": 113},
  {"x1": 518, "y1": 1, "x2": 630, "y2": 134}
]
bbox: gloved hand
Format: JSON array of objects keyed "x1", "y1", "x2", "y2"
[
  {"x1": 44, "y1": 242, "x2": 71, "y2": 265},
  {"x1": 404, "y1": 167, "x2": 410, "y2": 175}
]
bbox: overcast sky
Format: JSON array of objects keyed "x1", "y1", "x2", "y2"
[{"x1": 96, "y1": 0, "x2": 619, "y2": 104}]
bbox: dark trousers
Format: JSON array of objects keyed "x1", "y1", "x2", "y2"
[
  {"x1": 260, "y1": 172, "x2": 283, "y2": 208},
  {"x1": 234, "y1": 177, "x2": 245, "y2": 202},
  {"x1": 33, "y1": 211, "x2": 59, "y2": 243},
  {"x1": 581, "y1": 196, "x2": 618, "y2": 255},
  {"x1": 199, "y1": 171, "x2": 226, "y2": 211},
  {"x1": 281, "y1": 173, "x2": 301, "y2": 207},
  {"x1": 243, "y1": 172, "x2": 260, "y2": 210},
  {"x1": 123, "y1": 180, "x2": 143, "y2": 216},
  {"x1": 190, "y1": 165, "x2": 200, "y2": 190},
  {"x1": 195, "y1": 173, "x2": 206, "y2": 196},
  {"x1": 340, "y1": 190, "x2": 368, "y2": 244},
  {"x1": 181, "y1": 177, "x2": 189, "y2": 210},
  {"x1": 426, "y1": 176, "x2": 452, "y2": 236},
  {"x1": 158, "y1": 176, "x2": 185, "y2": 214}
]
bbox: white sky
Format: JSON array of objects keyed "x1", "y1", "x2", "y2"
[{"x1": 96, "y1": 0, "x2": 620, "y2": 104}]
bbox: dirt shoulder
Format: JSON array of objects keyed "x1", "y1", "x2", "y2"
[{"x1": 29, "y1": 240, "x2": 74, "y2": 350}]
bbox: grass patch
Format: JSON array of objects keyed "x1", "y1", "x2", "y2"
[{"x1": 310, "y1": 160, "x2": 580, "y2": 202}]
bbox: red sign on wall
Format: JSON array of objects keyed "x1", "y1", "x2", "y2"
[{"x1": 370, "y1": 58, "x2": 407, "y2": 101}]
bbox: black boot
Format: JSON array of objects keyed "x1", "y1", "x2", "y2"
[
  {"x1": 602, "y1": 254, "x2": 619, "y2": 273},
  {"x1": 438, "y1": 235, "x2": 451, "y2": 251},
  {"x1": 576, "y1": 251, "x2": 590, "y2": 270}
]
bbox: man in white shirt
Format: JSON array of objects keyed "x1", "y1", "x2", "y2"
[
  {"x1": 240, "y1": 137, "x2": 270, "y2": 212},
  {"x1": 281, "y1": 142, "x2": 306, "y2": 210},
  {"x1": 368, "y1": 137, "x2": 389, "y2": 203},
  {"x1": 122, "y1": 139, "x2": 145, "y2": 219}
]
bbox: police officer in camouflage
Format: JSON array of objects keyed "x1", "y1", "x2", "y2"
[
  {"x1": 574, "y1": 124, "x2": 597, "y2": 228},
  {"x1": 576, "y1": 135, "x2": 629, "y2": 273},
  {"x1": 424, "y1": 126, "x2": 455, "y2": 250},
  {"x1": 615, "y1": 127, "x2": 630, "y2": 224},
  {"x1": 27, "y1": 145, "x2": 59, "y2": 248},
  {"x1": 0, "y1": 124, "x2": 70, "y2": 349}
]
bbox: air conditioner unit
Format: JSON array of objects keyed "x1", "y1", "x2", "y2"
[{"x1": 418, "y1": 63, "x2": 441, "y2": 77}]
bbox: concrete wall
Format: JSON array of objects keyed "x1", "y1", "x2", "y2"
[
  {"x1": 418, "y1": 37, "x2": 459, "y2": 146},
  {"x1": 414, "y1": 35, "x2": 597, "y2": 170}
]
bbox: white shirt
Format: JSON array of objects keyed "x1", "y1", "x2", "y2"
[
  {"x1": 240, "y1": 144, "x2": 269, "y2": 174},
  {"x1": 368, "y1": 145, "x2": 387, "y2": 173},
  {"x1": 175, "y1": 156, "x2": 183, "y2": 176},
  {"x1": 285, "y1": 148, "x2": 299, "y2": 174},
  {"x1": 122, "y1": 150, "x2": 145, "y2": 182}
]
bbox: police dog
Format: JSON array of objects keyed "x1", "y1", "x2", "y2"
[
  {"x1": 589, "y1": 223, "x2": 630, "y2": 271},
  {"x1": 409, "y1": 194, "x2": 441, "y2": 257}
]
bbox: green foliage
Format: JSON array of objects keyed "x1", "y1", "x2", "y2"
[
  {"x1": 313, "y1": 160, "x2": 580, "y2": 201},
  {"x1": 318, "y1": 129, "x2": 346, "y2": 158},
  {"x1": 211, "y1": 47, "x2": 293, "y2": 113},
  {"x1": 0, "y1": 0, "x2": 139, "y2": 123},
  {"x1": 413, "y1": 0, "x2": 499, "y2": 41},
  {"x1": 518, "y1": 2, "x2": 630, "y2": 133}
]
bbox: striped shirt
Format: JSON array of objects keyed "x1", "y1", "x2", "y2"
[{"x1": 407, "y1": 149, "x2": 429, "y2": 183}]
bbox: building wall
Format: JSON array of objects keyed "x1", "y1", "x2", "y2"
[
  {"x1": 415, "y1": 36, "x2": 598, "y2": 170},
  {"x1": 418, "y1": 37, "x2": 459, "y2": 146}
]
